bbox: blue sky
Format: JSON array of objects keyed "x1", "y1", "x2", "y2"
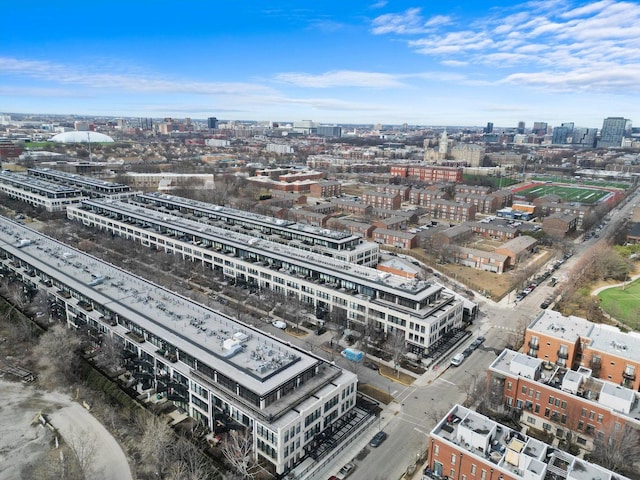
[{"x1": 1, "y1": 0, "x2": 639, "y2": 128}]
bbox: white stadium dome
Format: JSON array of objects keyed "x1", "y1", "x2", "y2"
[{"x1": 50, "y1": 131, "x2": 115, "y2": 143}]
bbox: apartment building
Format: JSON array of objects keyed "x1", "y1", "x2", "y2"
[
  {"x1": 525, "y1": 310, "x2": 640, "y2": 391},
  {"x1": 372, "y1": 216, "x2": 408, "y2": 232},
  {"x1": 430, "y1": 199, "x2": 477, "y2": 222},
  {"x1": 287, "y1": 210, "x2": 330, "y2": 228},
  {"x1": 467, "y1": 222, "x2": 521, "y2": 242},
  {"x1": 426, "y1": 404, "x2": 631, "y2": 480},
  {"x1": 0, "y1": 170, "x2": 86, "y2": 212},
  {"x1": 0, "y1": 216, "x2": 361, "y2": 476},
  {"x1": 542, "y1": 213, "x2": 578, "y2": 238},
  {"x1": 329, "y1": 199, "x2": 373, "y2": 217},
  {"x1": 494, "y1": 236, "x2": 537, "y2": 266},
  {"x1": 454, "y1": 193, "x2": 501, "y2": 214},
  {"x1": 454, "y1": 185, "x2": 492, "y2": 196},
  {"x1": 409, "y1": 189, "x2": 450, "y2": 209},
  {"x1": 27, "y1": 168, "x2": 135, "y2": 200},
  {"x1": 325, "y1": 219, "x2": 376, "y2": 239},
  {"x1": 361, "y1": 191, "x2": 402, "y2": 210},
  {"x1": 133, "y1": 192, "x2": 378, "y2": 267},
  {"x1": 67, "y1": 199, "x2": 477, "y2": 355},
  {"x1": 374, "y1": 184, "x2": 411, "y2": 202},
  {"x1": 390, "y1": 165, "x2": 463, "y2": 183},
  {"x1": 308, "y1": 180, "x2": 341, "y2": 198},
  {"x1": 445, "y1": 246, "x2": 509, "y2": 274},
  {"x1": 488, "y1": 349, "x2": 640, "y2": 451},
  {"x1": 371, "y1": 228, "x2": 417, "y2": 249}
]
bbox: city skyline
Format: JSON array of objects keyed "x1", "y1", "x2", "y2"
[{"x1": 1, "y1": 1, "x2": 639, "y2": 127}]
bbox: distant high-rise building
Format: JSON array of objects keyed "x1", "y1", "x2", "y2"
[
  {"x1": 571, "y1": 128, "x2": 597, "y2": 147},
  {"x1": 207, "y1": 117, "x2": 218, "y2": 129},
  {"x1": 484, "y1": 122, "x2": 493, "y2": 134},
  {"x1": 316, "y1": 126, "x2": 342, "y2": 138},
  {"x1": 561, "y1": 122, "x2": 574, "y2": 131},
  {"x1": 551, "y1": 126, "x2": 570, "y2": 145},
  {"x1": 517, "y1": 121, "x2": 525, "y2": 134},
  {"x1": 598, "y1": 116, "x2": 629, "y2": 148},
  {"x1": 532, "y1": 122, "x2": 547, "y2": 135}
]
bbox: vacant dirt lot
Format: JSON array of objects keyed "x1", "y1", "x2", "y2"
[{"x1": 0, "y1": 379, "x2": 132, "y2": 480}]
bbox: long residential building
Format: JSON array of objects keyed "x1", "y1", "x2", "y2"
[
  {"x1": 133, "y1": 192, "x2": 379, "y2": 267},
  {"x1": 67, "y1": 199, "x2": 477, "y2": 356},
  {"x1": 426, "y1": 404, "x2": 631, "y2": 480},
  {"x1": 0, "y1": 170, "x2": 86, "y2": 212},
  {"x1": 0, "y1": 215, "x2": 361, "y2": 476},
  {"x1": 27, "y1": 167, "x2": 135, "y2": 200}
]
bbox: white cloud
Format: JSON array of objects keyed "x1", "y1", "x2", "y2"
[
  {"x1": 371, "y1": 8, "x2": 428, "y2": 35},
  {"x1": 373, "y1": 1, "x2": 640, "y2": 92},
  {"x1": 0, "y1": 57, "x2": 276, "y2": 96},
  {"x1": 275, "y1": 70, "x2": 405, "y2": 88}
]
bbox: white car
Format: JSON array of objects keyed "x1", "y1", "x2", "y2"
[{"x1": 272, "y1": 320, "x2": 287, "y2": 330}]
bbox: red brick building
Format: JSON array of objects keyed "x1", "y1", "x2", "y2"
[
  {"x1": 362, "y1": 191, "x2": 402, "y2": 210},
  {"x1": 309, "y1": 180, "x2": 342, "y2": 198},
  {"x1": 525, "y1": 310, "x2": 640, "y2": 391},
  {"x1": 391, "y1": 165, "x2": 463, "y2": 183}
]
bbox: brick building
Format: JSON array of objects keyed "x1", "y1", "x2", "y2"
[
  {"x1": 525, "y1": 310, "x2": 640, "y2": 391},
  {"x1": 542, "y1": 212, "x2": 578, "y2": 238},
  {"x1": 374, "y1": 184, "x2": 411, "y2": 202},
  {"x1": 371, "y1": 228, "x2": 417, "y2": 249},
  {"x1": 361, "y1": 191, "x2": 402, "y2": 210},
  {"x1": 467, "y1": 222, "x2": 521, "y2": 241},
  {"x1": 488, "y1": 349, "x2": 640, "y2": 452},
  {"x1": 409, "y1": 188, "x2": 450, "y2": 208},
  {"x1": 390, "y1": 165, "x2": 463, "y2": 183},
  {"x1": 425, "y1": 405, "x2": 630, "y2": 480},
  {"x1": 454, "y1": 192, "x2": 501, "y2": 214},
  {"x1": 430, "y1": 199, "x2": 476, "y2": 222},
  {"x1": 308, "y1": 180, "x2": 342, "y2": 198},
  {"x1": 446, "y1": 246, "x2": 509, "y2": 273},
  {"x1": 495, "y1": 236, "x2": 537, "y2": 265}
]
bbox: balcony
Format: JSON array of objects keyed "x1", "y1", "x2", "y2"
[
  {"x1": 623, "y1": 370, "x2": 636, "y2": 380},
  {"x1": 557, "y1": 349, "x2": 569, "y2": 360},
  {"x1": 528, "y1": 339, "x2": 539, "y2": 349}
]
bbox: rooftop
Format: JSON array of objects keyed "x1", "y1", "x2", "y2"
[
  {"x1": 432, "y1": 404, "x2": 631, "y2": 480},
  {"x1": 0, "y1": 216, "x2": 334, "y2": 402},
  {"x1": 490, "y1": 350, "x2": 640, "y2": 423},
  {"x1": 527, "y1": 310, "x2": 594, "y2": 343}
]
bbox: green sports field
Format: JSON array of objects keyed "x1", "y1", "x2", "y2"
[
  {"x1": 518, "y1": 184, "x2": 610, "y2": 204},
  {"x1": 598, "y1": 279, "x2": 640, "y2": 329}
]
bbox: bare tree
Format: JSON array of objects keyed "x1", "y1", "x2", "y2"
[
  {"x1": 136, "y1": 412, "x2": 175, "y2": 477},
  {"x1": 34, "y1": 323, "x2": 82, "y2": 386},
  {"x1": 66, "y1": 426, "x2": 98, "y2": 479},
  {"x1": 167, "y1": 437, "x2": 218, "y2": 480},
  {"x1": 94, "y1": 333, "x2": 124, "y2": 374},
  {"x1": 590, "y1": 423, "x2": 640, "y2": 475},
  {"x1": 220, "y1": 429, "x2": 260, "y2": 479},
  {"x1": 385, "y1": 329, "x2": 407, "y2": 377}
]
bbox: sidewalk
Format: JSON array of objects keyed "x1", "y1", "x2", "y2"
[{"x1": 590, "y1": 273, "x2": 640, "y2": 296}]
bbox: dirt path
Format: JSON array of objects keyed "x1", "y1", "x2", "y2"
[{"x1": 0, "y1": 380, "x2": 132, "y2": 480}]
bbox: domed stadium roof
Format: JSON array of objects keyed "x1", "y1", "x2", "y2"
[{"x1": 50, "y1": 131, "x2": 114, "y2": 143}]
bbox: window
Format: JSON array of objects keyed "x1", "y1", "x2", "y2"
[
  {"x1": 451, "y1": 454, "x2": 456, "y2": 464},
  {"x1": 597, "y1": 414, "x2": 603, "y2": 424},
  {"x1": 527, "y1": 416, "x2": 536, "y2": 425},
  {"x1": 521, "y1": 386, "x2": 527, "y2": 394},
  {"x1": 561, "y1": 401, "x2": 567, "y2": 409},
  {"x1": 548, "y1": 396, "x2": 554, "y2": 405},
  {"x1": 434, "y1": 445, "x2": 439, "y2": 456},
  {"x1": 507, "y1": 381, "x2": 512, "y2": 390},
  {"x1": 471, "y1": 464, "x2": 477, "y2": 475}
]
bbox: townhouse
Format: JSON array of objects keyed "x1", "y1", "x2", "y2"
[
  {"x1": 0, "y1": 216, "x2": 361, "y2": 476},
  {"x1": 426, "y1": 404, "x2": 631, "y2": 480},
  {"x1": 66, "y1": 199, "x2": 477, "y2": 356},
  {"x1": 488, "y1": 349, "x2": 640, "y2": 451}
]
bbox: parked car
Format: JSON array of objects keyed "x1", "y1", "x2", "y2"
[
  {"x1": 471, "y1": 336, "x2": 485, "y2": 349},
  {"x1": 450, "y1": 353, "x2": 465, "y2": 367},
  {"x1": 540, "y1": 301, "x2": 550, "y2": 309},
  {"x1": 463, "y1": 347, "x2": 474, "y2": 358},
  {"x1": 315, "y1": 327, "x2": 327, "y2": 335},
  {"x1": 272, "y1": 320, "x2": 287, "y2": 329},
  {"x1": 336, "y1": 462, "x2": 356, "y2": 480},
  {"x1": 370, "y1": 431, "x2": 388, "y2": 447},
  {"x1": 364, "y1": 361, "x2": 379, "y2": 371}
]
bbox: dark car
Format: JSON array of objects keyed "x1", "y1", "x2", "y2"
[
  {"x1": 315, "y1": 327, "x2": 327, "y2": 336},
  {"x1": 463, "y1": 347, "x2": 474, "y2": 358},
  {"x1": 364, "y1": 361, "x2": 379, "y2": 371},
  {"x1": 471, "y1": 336, "x2": 485, "y2": 349},
  {"x1": 369, "y1": 431, "x2": 388, "y2": 448},
  {"x1": 540, "y1": 301, "x2": 550, "y2": 309}
]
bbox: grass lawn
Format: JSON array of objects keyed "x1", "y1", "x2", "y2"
[
  {"x1": 598, "y1": 279, "x2": 640, "y2": 329},
  {"x1": 531, "y1": 176, "x2": 631, "y2": 190},
  {"x1": 517, "y1": 184, "x2": 610, "y2": 204}
]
